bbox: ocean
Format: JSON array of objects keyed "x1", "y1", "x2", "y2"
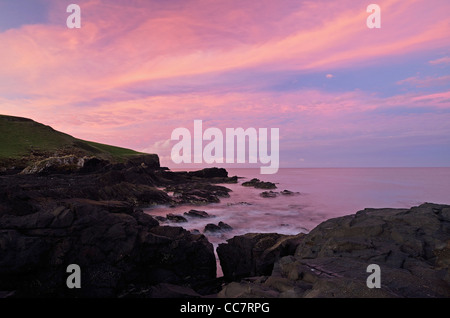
[{"x1": 144, "y1": 167, "x2": 450, "y2": 274}]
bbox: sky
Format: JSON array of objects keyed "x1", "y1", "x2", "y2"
[{"x1": 0, "y1": 0, "x2": 449, "y2": 169}]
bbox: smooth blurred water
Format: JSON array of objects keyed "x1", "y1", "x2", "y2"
[{"x1": 145, "y1": 167, "x2": 450, "y2": 246}]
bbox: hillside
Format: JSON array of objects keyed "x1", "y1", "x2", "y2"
[{"x1": 0, "y1": 115, "x2": 148, "y2": 171}]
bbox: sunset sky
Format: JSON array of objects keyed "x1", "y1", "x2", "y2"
[{"x1": 0, "y1": 0, "x2": 449, "y2": 168}]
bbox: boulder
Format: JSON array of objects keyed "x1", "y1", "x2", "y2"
[
  {"x1": 217, "y1": 233, "x2": 305, "y2": 281},
  {"x1": 187, "y1": 168, "x2": 238, "y2": 184},
  {"x1": 166, "y1": 213, "x2": 188, "y2": 223},
  {"x1": 204, "y1": 222, "x2": 233, "y2": 233},
  {"x1": 260, "y1": 191, "x2": 279, "y2": 198},
  {"x1": 280, "y1": 190, "x2": 300, "y2": 196},
  {"x1": 218, "y1": 221, "x2": 233, "y2": 231},
  {"x1": 242, "y1": 178, "x2": 277, "y2": 189},
  {"x1": 184, "y1": 210, "x2": 212, "y2": 218},
  {"x1": 188, "y1": 168, "x2": 228, "y2": 178}
]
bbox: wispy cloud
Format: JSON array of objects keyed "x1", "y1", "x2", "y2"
[
  {"x1": 0, "y1": 0, "x2": 449, "y2": 167},
  {"x1": 429, "y1": 56, "x2": 450, "y2": 65},
  {"x1": 397, "y1": 75, "x2": 450, "y2": 87}
]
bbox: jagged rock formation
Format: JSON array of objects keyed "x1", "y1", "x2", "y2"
[
  {"x1": 0, "y1": 155, "x2": 237, "y2": 297},
  {"x1": 218, "y1": 203, "x2": 450, "y2": 298}
]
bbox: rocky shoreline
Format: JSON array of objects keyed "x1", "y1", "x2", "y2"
[
  {"x1": 0, "y1": 154, "x2": 234, "y2": 297},
  {"x1": 0, "y1": 154, "x2": 449, "y2": 297},
  {"x1": 217, "y1": 203, "x2": 450, "y2": 297}
]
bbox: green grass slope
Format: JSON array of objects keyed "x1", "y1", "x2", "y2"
[{"x1": 0, "y1": 115, "x2": 147, "y2": 168}]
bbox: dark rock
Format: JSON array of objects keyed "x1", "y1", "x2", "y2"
[
  {"x1": 227, "y1": 202, "x2": 253, "y2": 206},
  {"x1": 0, "y1": 155, "x2": 240, "y2": 297},
  {"x1": 260, "y1": 191, "x2": 279, "y2": 198},
  {"x1": 154, "y1": 216, "x2": 167, "y2": 222},
  {"x1": 145, "y1": 226, "x2": 216, "y2": 284},
  {"x1": 242, "y1": 178, "x2": 277, "y2": 189},
  {"x1": 217, "y1": 233, "x2": 305, "y2": 281},
  {"x1": 97, "y1": 183, "x2": 171, "y2": 205},
  {"x1": 124, "y1": 154, "x2": 160, "y2": 169},
  {"x1": 218, "y1": 221, "x2": 233, "y2": 231},
  {"x1": 166, "y1": 214, "x2": 188, "y2": 223},
  {"x1": 119, "y1": 283, "x2": 202, "y2": 298},
  {"x1": 79, "y1": 157, "x2": 110, "y2": 173},
  {"x1": 71, "y1": 199, "x2": 135, "y2": 214},
  {"x1": 0, "y1": 291, "x2": 15, "y2": 298},
  {"x1": 187, "y1": 168, "x2": 238, "y2": 184},
  {"x1": 166, "y1": 183, "x2": 232, "y2": 204},
  {"x1": 0, "y1": 164, "x2": 229, "y2": 213},
  {"x1": 132, "y1": 210, "x2": 160, "y2": 227},
  {"x1": 204, "y1": 224, "x2": 221, "y2": 232},
  {"x1": 204, "y1": 222, "x2": 233, "y2": 233},
  {"x1": 184, "y1": 210, "x2": 212, "y2": 218},
  {"x1": 0, "y1": 199, "x2": 216, "y2": 297},
  {"x1": 188, "y1": 168, "x2": 228, "y2": 178},
  {"x1": 280, "y1": 190, "x2": 300, "y2": 196},
  {"x1": 226, "y1": 176, "x2": 239, "y2": 183},
  {"x1": 218, "y1": 203, "x2": 450, "y2": 298},
  {"x1": 19, "y1": 156, "x2": 109, "y2": 175}
]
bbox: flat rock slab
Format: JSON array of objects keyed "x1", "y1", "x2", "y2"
[{"x1": 184, "y1": 210, "x2": 213, "y2": 218}]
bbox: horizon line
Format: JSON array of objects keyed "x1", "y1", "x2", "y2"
[{"x1": 166, "y1": 166, "x2": 450, "y2": 170}]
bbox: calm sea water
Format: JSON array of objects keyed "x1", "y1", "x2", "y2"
[{"x1": 145, "y1": 167, "x2": 450, "y2": 247}]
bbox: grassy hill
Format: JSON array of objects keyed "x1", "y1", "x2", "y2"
[{"x1": 0, "y1": 115, "x2": 148, "y2": 169}]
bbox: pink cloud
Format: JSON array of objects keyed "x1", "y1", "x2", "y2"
[
  {"x1": 397, "y1": 75, "x2": 450, "y2": 87},
  {"x1": 0, "y1": 0, "x2": 449, "y2": 167},
  {"x1": 2, "y1": 0, "x2": 449, "y2": 100},
  {"x1": 429, "y1": 56, "x2": 450, "y2": 65}
]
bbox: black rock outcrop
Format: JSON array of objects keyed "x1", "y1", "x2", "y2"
[
  {"x1": 218, "y1": 203, "x2": 450, "y2": 298},
  {"x1": 0, "y1": 155, "x2": 238, "y2": 297},
  {"x1": 242, "y1": 178, "x2": 277, "y2": 189},
  {"x1": 0, "y1": 199, "x2": 216, "y2": 297}
]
